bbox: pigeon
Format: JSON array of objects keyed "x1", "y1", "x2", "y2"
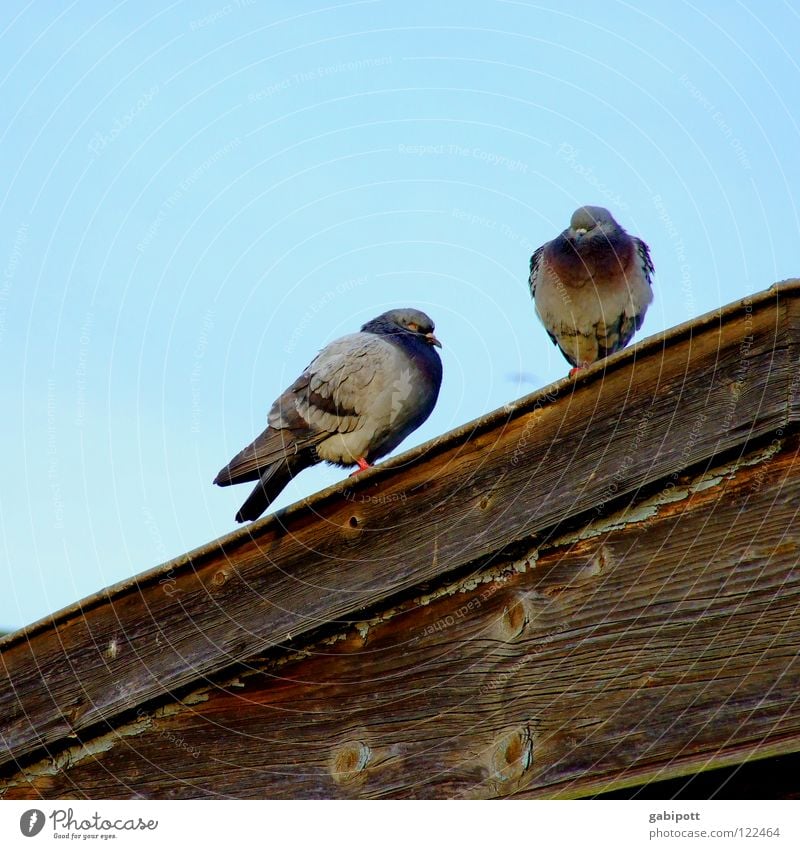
[
  {"x1": 215, "y1": 308, "x2": 443, "y2": 522},
  {"x1": 529, "y1": 206, "x2": 654, "y2": 374}
]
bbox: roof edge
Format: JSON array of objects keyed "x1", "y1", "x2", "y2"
[{"x1": 2, "y1": 278, "x2": 798, "y2": 651}]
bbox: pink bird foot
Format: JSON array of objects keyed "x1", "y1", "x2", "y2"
[{"x1": 349, "y1": 457, "x2": 372, "y2": 477}]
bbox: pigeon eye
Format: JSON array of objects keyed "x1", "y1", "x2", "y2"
[{"x1": 407, "y1": 322, "x2": 419, "y2": 332}]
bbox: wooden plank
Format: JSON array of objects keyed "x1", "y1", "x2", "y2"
[
  {"x1": 0, "y1": 283, "x2": 798, "y2": 770},
  {"x1": 3, "y1": 439, "x2": 798, "y2": 798}
]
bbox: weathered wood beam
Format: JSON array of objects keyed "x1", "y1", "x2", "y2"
[
  {"x1": 1, "y1": 282, "x2": 798, "y2": 773},
  {"x1": 3, "y1": 438, "x2": 798, "y2": 798}
]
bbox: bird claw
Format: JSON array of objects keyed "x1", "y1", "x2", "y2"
[
  {"x1": 349, "y1": 458, "x2": 372, "y2": 476},
  {"x1": 568, "y1": 367, "x2": 584, "y2": 377}
]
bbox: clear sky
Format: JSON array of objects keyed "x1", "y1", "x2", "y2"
[{"x1": 1, "y1": 1, "x2": 798, "y2": 632}]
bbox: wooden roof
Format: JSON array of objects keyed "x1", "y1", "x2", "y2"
[{"x1": 2, "y1": 279, "x2": 799, "y2": 798}]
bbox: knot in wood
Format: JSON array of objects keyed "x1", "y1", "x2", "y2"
[
  {"x1": 501, "y1": 597, "x2": 529, "y2": 640},
  {"x1": 490, "y1": 726, "x2": 533, "y2": 788},
  {"x1": 331, "y1": 740, "x2": 371, "y2": 785}
]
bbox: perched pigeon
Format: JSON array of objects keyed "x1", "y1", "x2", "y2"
[
  {"x1": 215, "y1": 308, "x2": 443, "y2": 522},
  {"x1": 529, "y1": 206, "x2": 654, "y2": 373}
]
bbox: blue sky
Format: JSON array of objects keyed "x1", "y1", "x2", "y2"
[{"x1": 1, "y1": 1, "x2": 798, "y2": 632}]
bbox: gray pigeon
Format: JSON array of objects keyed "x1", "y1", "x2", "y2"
[
  {"x1": 215, "y1": 308, "x2": 443, "y2": 522},
  {"x1": 529, "y1": 206, "x2": 654, "y2": 373}
]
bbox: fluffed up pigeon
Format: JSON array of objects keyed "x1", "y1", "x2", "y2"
[
  {"x1": 529, "y1": 205, "x2": 654, "y2": 374},
  {"x1": 215, "y1": 308, "x2": 443, "y2": 522}
]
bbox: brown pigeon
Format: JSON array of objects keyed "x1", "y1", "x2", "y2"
[
  {"x1": 215, "y1": 308, "x2": 443, "y2": 522},
  {"x1": 529, "y1": 206, "x2": 654, "y2": 374}
]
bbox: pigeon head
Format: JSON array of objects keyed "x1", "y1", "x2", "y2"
[
  {"x1": 568, "y1": 206, "x2": 618, "y2": 240},
  {"x1": 362, "y1": 308, "x2": 442, "y2": 348}
]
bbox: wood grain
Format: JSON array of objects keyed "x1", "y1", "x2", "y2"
[
  {"x1": 0, "y1": 282, "x2": 798, "y2": 778},
  {"x1": 3, "y1": 437, "x2": 798, "y2": 799}
]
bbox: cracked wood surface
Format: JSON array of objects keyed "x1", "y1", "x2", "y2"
[
  {"x1": 1, "y1": 281, "x2": 799, "y2": 791},
  {"x1": 3, "y1": 439, "x2": 799, "y2": 798}
]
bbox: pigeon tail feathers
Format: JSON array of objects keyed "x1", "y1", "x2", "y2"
[{"x1": 234, "y1": 452, "x2": 313, "y2": 523}]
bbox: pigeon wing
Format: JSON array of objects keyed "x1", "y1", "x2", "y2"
[
  {"x1": 287, "y1": 333, "x2": 395, "y2": 435},
  {"x1": 529, "y1": 243, "x2": 561, "y2": 350},
  {"x1": 528, "y1": 245, "x2": 544, "y2": 298},
  {"x1": 634, "y1": 237, "x2": 655, "y2": 290}
]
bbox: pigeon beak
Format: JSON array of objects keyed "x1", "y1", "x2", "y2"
[{"x1": 425, "y1": 332, "x2": 442, "y2": 348}]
